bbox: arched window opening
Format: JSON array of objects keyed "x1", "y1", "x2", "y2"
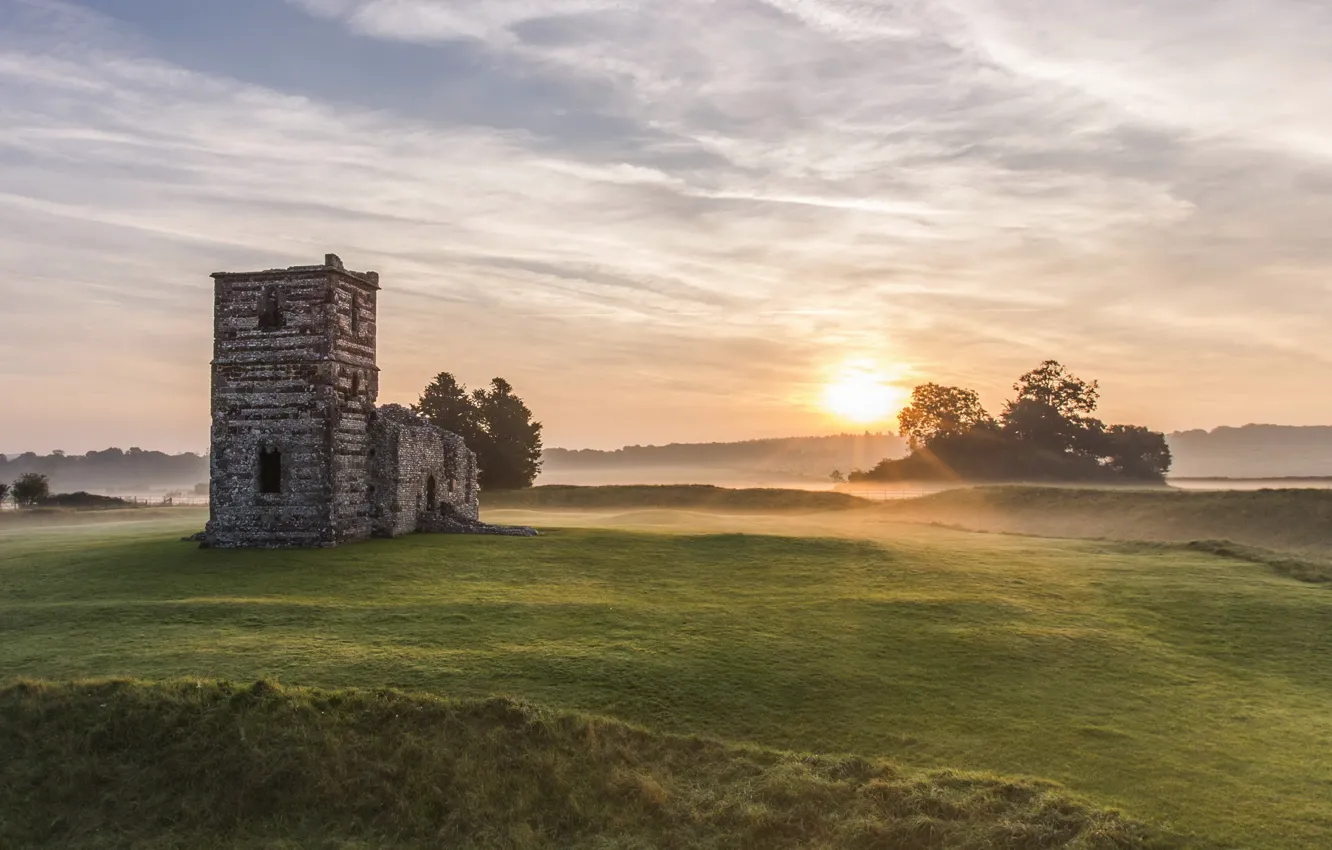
[
  {"x1": 350, "y1": 292, "x2": 361, "y2": 335},
  {"x1": 259, "y1": 448, "x2": 282, "y2": 494},
  {"x1": 258, "y1": 286, "x2": 284, "y2": 330},
  {"x1": 425, "y1": 475, "x2": 438, "y2": 511},
  {"x1": 350, "y1": 372, "x2": 360, "y2": 398}
]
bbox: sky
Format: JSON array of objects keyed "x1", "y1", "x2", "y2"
[{"x1": 2, "y1": 0, "x2": 1331, "y2": 454}]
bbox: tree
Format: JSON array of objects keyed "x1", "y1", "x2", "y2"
[
  {"x1": 1007, "y1": 360, "x2": 1099, "y2": 419},
  {"x1": 415, "y1": 374, "x2": 543, "y2": 490},
  {"x1": 0, "y1": 481, "x2": 10, "y2": 509},
  {"x1": 414, "y1": 372, "x2": 482, "y2": 447},
  {"x1": 829, "y1": 469, "x2": 845, "y2": 484},
  {"x1": 1001, "y1": 361, "x2": 1101, "y2": 453},
  {"x1": 896, "y1": 383, "x2": 992, "y2": 449},
  {"x1": 12, "y1": 473, "x2": 50, "y2": 508},
  {"x1": 1101, "y1": 424, "x2": 1172, "y2": 480},
  {"x1": 471, "y1": 378, "x2": 543, "y2": 490}
]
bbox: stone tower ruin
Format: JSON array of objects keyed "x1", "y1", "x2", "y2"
[{"x1": 205, "y1": 254, "x2": 486, "y2": 548}]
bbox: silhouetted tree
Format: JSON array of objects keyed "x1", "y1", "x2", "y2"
[
  {"x1": 12, "y1": 473, "x2": 50, "y2": 508},
  {"x1": 1101, "y1": 424, "x2": 1172, "y2": 479},
  {"x1": 0, "y1": 481, "x2": 10, "y2": 509},
  {"x1": 1008, "y1": 360, "x2": 1100, "y2": 417},
  {"x1": 471, "y1": 378, "x2": 543, "y2": 490},
  {"x1": 897, "y1": 383, "x2": 992, "y2": 449},
  {"x1": 856, "y1": 359, "x2": 1169, "y2": 483},
  {"x1": 416, "y1": 374, "x2": 543, "y2": 490},
  {"x1": 1001, "y1": 361, "x2": 1102, "y2": 454},
  {"x1": 414, "y1": 373, "x2": 482, "y2": 447},
  {"x1": 829, "y1": 469, "x2": 845, "y2": 483}
]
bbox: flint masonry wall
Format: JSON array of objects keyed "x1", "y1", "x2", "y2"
[
  {"x1": 328, "y1": 278, "x2": 379, "y2": 542},
  {"x1": 370, "y1": 405, "x2": 480, "y2": 538},
  {"x1": 206, "y1": 255, "x2": 381, "y2": 548}
]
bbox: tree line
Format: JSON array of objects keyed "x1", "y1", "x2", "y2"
[
  {"x1": 0, "y1": 448, "x2": 208, "y2": 494},
  {"x1": 848, "y1": 360, "x2": 1172, "y2": 483}
]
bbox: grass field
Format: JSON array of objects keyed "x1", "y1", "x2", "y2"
[
  {"x1": 877, "y1": 486, "x2": 1332, "y2": 563},
  {"x1": 482, "y1": 483, "x2": 871, "y2": 511},
  {"x1": 2, "y1": 495, "x2": 1331, "y2": 848}
]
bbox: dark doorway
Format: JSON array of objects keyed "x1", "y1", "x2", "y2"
[
  {"x1": 426, "y1": 475, "x2": 438, "y2": 511},
  {"x1": 259, "y1": 448, "x2": 282, "y2": 494}
]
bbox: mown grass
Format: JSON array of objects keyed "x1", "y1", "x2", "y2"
[
  {"x1": 2, "y1": 513, "x2": 1331, "y2": 847},
  {"x1": 483, "y1": 483, "x2": 870, "y2": 511},
  {"x1": 0, "y1": 678, "x2": 1172, "y2": 850}
]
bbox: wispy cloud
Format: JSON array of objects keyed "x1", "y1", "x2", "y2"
[{"x1": 1, "y1": 0, "x2": 1330, "y2": 453}]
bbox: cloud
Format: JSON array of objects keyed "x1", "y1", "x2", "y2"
[{"x1": 1, "y1": 0, "x2": 1332, "y2": 453}]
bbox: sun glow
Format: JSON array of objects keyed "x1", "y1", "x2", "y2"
[{"x1": 822, "y1": 363, "x2": 905, "y2": 424}]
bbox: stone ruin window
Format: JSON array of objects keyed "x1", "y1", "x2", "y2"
[
  {"x1": 448, "y1": 478, "x2": 456, "y2": 495},
  {"x1": 350, "y1": 372, "x2": 360, "y2": 398},
  {"x1": 426, "y1": 475, "x2": 438, "y2": 511},
  {"x1": 259, "y1": 447, "x2": 283, "y2": 494},
  {"x1": 258, "y1": 286, "x2": 284, "y2": 331},
  {"x1": 350, "y1": 292, "x2": 361, "y2": 336}
]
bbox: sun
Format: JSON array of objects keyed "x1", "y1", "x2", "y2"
[{"x1": 822, "y1": 364, "x2": 904, "y2": 424}]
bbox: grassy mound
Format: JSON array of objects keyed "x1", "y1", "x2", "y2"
[
  {"x1": 880, "y1": 486, "x2": 1332, "y2": 564},
  {"x1": 0, "y1": 679, "x2": 1172, "y2": 850},
  {"x1": 483, "y1": 484, "x2": 870, "y2": 512},
  {"x1": 1179, "y1": 540, "x2": 1332, "y2": 583}
]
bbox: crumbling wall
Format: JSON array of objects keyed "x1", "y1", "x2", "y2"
[{"x1": 369, "y1": 405, "x2": 480, "y2": 538}]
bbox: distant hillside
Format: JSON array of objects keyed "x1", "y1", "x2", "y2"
[
  {"x1": 1167, "y1": 425, "x2": 1332, "y2": 478},
  {"x1": 543, "y1": 425, "x2": 1332, "y2": 484},
  {"x1": 539, "y1": 433, "x2": 906, "y2": 487},
  {"x1": 0, "y1": 449, "x2": 207, "y2": 495}
]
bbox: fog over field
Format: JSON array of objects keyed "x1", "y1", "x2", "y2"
[{"x1": 8, "y1": 424, "x2": 1332, "y2": 496}]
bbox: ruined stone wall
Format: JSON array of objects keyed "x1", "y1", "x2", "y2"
[
  {"x1": 328, "y1": 278, "x2": 379, "y2": 543},
  {"x1": 369, "y1": 405, "x2": 480, "y2": 538},
  {"x1": 441, "y1": 432, "x2": 481, "y2": 521}
]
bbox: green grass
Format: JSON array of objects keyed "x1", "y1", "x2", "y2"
[
  {"x1": 1, "y1": 679, "x2": 1170, "y2": 850},
  {"x1": 879, "y1": 485, "x2": 1332, "y2": 561},
  {"x1": 482, "y1": 483, "x2": 871, "y2": 511},
  {"x1": 2, "y1": 512, "x2": 1331, "y2": 847}
]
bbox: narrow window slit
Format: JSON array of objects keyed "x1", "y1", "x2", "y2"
[
  {"x1": 258, "y1": 286, "x2": 284, "y2": 330},
  {"x1": 259, "y1": 448, "x2": 283, "y2": 494}
]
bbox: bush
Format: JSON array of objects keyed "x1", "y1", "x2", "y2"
[
  {"x1": 11, "y1": 473, "x2": 50, "y2": 508},
  {"x1": 37, "y1": 492, "x2": 135, "y2": 510}
]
